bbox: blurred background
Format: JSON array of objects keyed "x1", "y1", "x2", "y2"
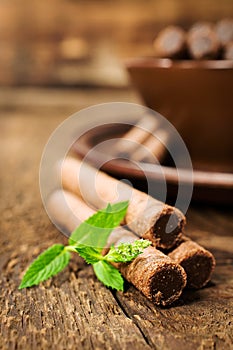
[{"x1": 1, "y1": 0, "x2": 232, "y2": 87}]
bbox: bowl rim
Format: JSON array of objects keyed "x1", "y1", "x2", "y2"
[
  {"x1": 72, "y1": 123, "x2": 233, "y2": 190},
  {"x1": 73, "y1": 144, "x2": 233, "y2": 189},
  {"x1": 125, "y1": 57, "x2": 233, "y2": 69}
]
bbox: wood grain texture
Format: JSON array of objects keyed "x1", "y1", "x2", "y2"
[{"x1": 0, "y1": 88, "x2": 233, "y2": 349}]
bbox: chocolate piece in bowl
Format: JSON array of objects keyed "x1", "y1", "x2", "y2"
[
  {"x1": 153, "y1": 25, "x2": 187, "y2": 59},
  {"x1": 215, "y1": 18, "x2": 233, "y2": 46},
  {"x1": 224, "y1": 41, "x2": 233, "y2": 60},
  {"x1": 187, "y1": 22, "x2": 220, "y2": 59}
]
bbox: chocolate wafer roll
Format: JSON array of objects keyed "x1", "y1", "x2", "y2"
[
  {"x1": 168, "y1": 236, "x2": 216, "y2": 289},
  {"x1": 60, "y1": 157, "x2": 186, "y2": 249},
  {"x1": 106, "y1": 228, "x2": 187, "y2": 305},
  {"x1": 48, "y1": 190, "x2": 187, "y2": 306},
  {"x1": 224, "y1": 41, "x2": 233, "y2": 60},
  {"x1": 119, "y1": 246, "x2": 186, "y2": 306},
  {"x1": 47, "y1": 189, "x2": 94, "y2": 234},
  {"x1": 187, "y1": 22, "x2": 220, "y2": 60},
  {"x1": 153, "y1": 25, "x2": 187, "y2": 59},
  {"x1": 215, "y1": 18, "x2": 233, "y2": 46}
]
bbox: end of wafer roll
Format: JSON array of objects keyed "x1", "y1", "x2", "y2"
[
  {"x1": 119, "y1": 246, "x2": 187, "y2": 306},
  {"x1": 168, "y1": 236, "x2": 216, "y2": 289},
  {"x1": 126, "y1": 192, "x2": 186, "y2": 250}
]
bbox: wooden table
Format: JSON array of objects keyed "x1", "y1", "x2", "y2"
[{"x1": 0, "y1": 88, "x2": 232, "y2": 350}]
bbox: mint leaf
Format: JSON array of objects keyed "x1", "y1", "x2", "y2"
[
  {"x1": 72, "y1": 244, "x2": 103, "y2": 264},
  {"x1": 105, "y1": 239, "x2": 151, "y2": 263},
  {"x1": 19, "y1": 244, "x2": 70, "y2": 289},
  {"x1": 69, "y1": 201, "x2": 128, "y2": 249},
  {"x1": 93, "y1": 261, "x2": 124, "y2": 291}
]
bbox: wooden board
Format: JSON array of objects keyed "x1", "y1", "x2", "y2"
[{"x1": 0, "y1": 88, "x2": 233, "y2": 349}]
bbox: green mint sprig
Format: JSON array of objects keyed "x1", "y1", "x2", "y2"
[
  {"x1": 105, "y1": 240, "x2": 151, "y2": 263},
  {"x1": 19, "y1": 201, "x2": 151, "y2": 291}
]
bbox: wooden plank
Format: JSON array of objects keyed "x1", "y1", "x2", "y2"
[
  {"x1": 0, "y1": 254, "x2": 150, "y2": 350},
  {"x1": 0, "y1": 88, "x2": 233, "y2": 349}
]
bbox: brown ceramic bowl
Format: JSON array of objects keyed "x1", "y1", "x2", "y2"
[{"x1": 125, "y1": 58, "x2": 233, "y2": 172}]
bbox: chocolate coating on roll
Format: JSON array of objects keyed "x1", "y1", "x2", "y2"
[
  {"x1": 105, "y1": 228, "x2": 187, "y2": 306},
  {"x1": 168, "y1": 238, "x2": 216, "y2": 289},
  {"x1": 61, "y1": 157, "x2": 186, "y2": 250},
  {"x1": 126, "y1": 194, "x2": 185, "y2": 250},
  {"x1": 119, "y1": 246, "x2": 187, "y2": 306}
]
